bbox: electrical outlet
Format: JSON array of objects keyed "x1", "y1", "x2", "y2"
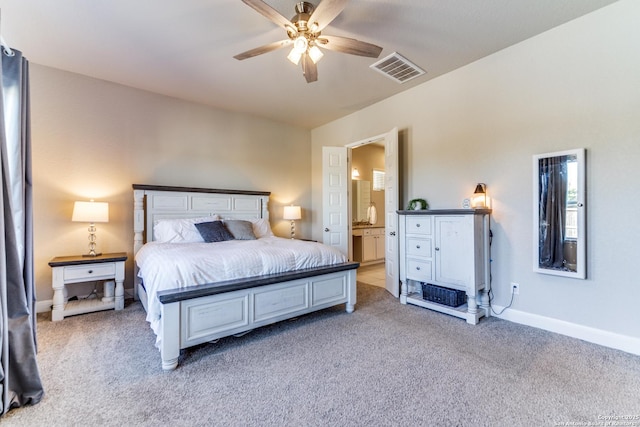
[{"x1": 510, "y1": 282, "x2": 520, "y2": 295}]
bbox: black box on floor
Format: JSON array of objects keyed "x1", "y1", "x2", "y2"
[{"x1": 421, "y1": 282, "x2": 466, "y2": 307}]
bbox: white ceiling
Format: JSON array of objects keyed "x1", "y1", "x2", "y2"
[{"x1": 0, "y1": 0, "x2": 618, "y2": 129}]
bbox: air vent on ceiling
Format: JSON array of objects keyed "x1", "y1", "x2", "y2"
[{"x1": 370, "y1": 52, "x2": 426, "y2": 84}]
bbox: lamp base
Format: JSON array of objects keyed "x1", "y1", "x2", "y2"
[
  {"x1": 290, "y1": 220, "x2": 296, "y2": 239},
  {"x1": 85, "y1": 228, "x2": 101, "y2": 257},
  {"x1": 82, "y1": 252, "x2": 102, "y2": 257}
]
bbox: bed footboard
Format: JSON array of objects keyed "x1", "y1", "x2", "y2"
[{"x1": 157, "y1": 263, "x2": 358, "y2": 371}]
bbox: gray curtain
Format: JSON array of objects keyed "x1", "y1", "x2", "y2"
[
  {"x1": 0, "y1": 47, "x2": 44, "y2": 415},
  {"x1": 538, "y1": 155, "x2": 568, "y2": 270}
]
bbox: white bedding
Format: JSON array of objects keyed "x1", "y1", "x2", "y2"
[{"x1": 135, "y1": 236, "x2": 348, "y2": 346}]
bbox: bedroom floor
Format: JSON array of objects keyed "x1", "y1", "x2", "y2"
[
  {"x1": 9, "y1": 278, "x2": 639, "y2": 426},
  {"x1": 357, "y1": 262, "x2": 385, "y2": 288}
]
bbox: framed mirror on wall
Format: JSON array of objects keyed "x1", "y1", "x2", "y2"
[{"x1": 533, "y1": 148, "x2": 586, "y2": 279}]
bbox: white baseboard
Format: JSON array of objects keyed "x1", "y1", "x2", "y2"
[
  {"x1": 35, "y1": 287, "x2": 135, "y2": 315},
  {"x1": 36, "y1": 299, "x2": 53, "y2": 314},
  {"x1": 492, "y1": 305, "x2": 640, "y2": 356}
]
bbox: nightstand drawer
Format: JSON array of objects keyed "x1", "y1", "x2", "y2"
[
  {"x1": 406, "y1": 258, "x2": 432, "y2": 282},
  {"x1": 64, "y1": 263, "x2": 116, "y2": 281}
]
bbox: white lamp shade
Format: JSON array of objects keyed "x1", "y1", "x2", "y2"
[
  {"x1": 308, "y1": 45, "x2": 324, "y2": 64},
  {"x1": 283, "y1": 205, "x2": 301, "y2": 220},
  {"x1": 72, "y1": 201, "x2": 109, "y2": 223},
  {"x1": 287, "y1": 48, "x2": 302, "y2": 65},
  {"x1": 292, "y1": 36, "x2": 308, "y2": 54}
]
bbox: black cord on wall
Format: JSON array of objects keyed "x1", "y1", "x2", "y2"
[{"x1": 486, "y1": 228, "x2": 515, "y2": 316}]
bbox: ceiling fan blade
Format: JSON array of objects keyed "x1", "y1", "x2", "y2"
[
  {"x1": 241, "y1": 0, "x2": 296, "y2": 33},
  {"x1": 308, "y1": 0, "x2": 348, "y2": 32},
  {"x1": 302, "y1": 54, "x2": 318, "y2": 83},
  {"x1": 317, "y1": 35, "x2": 382, "y2": 58},
  {"x1": 234, "y1": 39, "x2": 292, "y2": 60}
]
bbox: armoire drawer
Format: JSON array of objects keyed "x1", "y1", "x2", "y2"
[
  {"x1": 406, "y1": 237, "x2": 432, "y2": 258},
  {"x1": 406, "y1": 216, "x2": 432, "y2": 235},
  {"x1": 406, "y1": 258, "x2": 432, "y2": 282}
]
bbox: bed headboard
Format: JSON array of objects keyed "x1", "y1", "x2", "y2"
[{"x1": 132, "y1": 184, "x2": 270, "y2": 255}]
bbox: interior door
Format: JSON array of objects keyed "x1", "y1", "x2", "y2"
[
  {"x1": 322, "y1": 146, "x2": 349, "y2": 256},
  {"x1": 384, "y1": 128, "x2": 400, "y2": 297}
]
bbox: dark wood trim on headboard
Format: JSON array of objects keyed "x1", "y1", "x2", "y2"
[{"x1": 132, "y1": 184, "x2": 271, "y2": 197}]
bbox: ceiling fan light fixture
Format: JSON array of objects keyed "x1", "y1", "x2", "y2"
[
  {"x1": 235, "y1": 0, "x2": 382, "y2": 83},
  {"x1": 292, "y1": 36, "x2": 308, "y2": 54},
  {"x1": 308, "y1": 45, "x2": 324, "y2": 64},
  {"x1": 287, "y1": 48, "x2": 303, "y2": 65}
]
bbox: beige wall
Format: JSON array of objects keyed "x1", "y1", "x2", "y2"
[
  {"x1": 311, "y1": 1, "x2": 640, "y2": 344},
  {"x1": 31, "y1": 66, "x2": 311, "y2": 303}
]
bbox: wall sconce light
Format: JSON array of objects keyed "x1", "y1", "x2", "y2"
[
  {"x1": 471, "y1": 183, "x2": 489, "y2": 209},
  {"x1": 72, "y1": 200, "x2": 109, "y2": 256},
  {"x1": 352, "y1": 168, "x2": 360, "y2": 179},
  {"x1": 283, "y1": 205, "x2": 302, "y2": 239}
]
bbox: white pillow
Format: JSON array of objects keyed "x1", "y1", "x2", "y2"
[
  {"x1": 154, "y1": 216, "x2": 221, "y2": 243},
  {"x1": 250, "y1": 218, "x2": 274, "y2": 238}
]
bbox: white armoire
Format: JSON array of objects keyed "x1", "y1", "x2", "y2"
[{"x1": 398, "y1": 209, "x2": 491, "y2": 324}]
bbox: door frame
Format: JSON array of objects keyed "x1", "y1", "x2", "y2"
[{"x1": 346, "y1": 128, "x2": 399, "y2": 297}]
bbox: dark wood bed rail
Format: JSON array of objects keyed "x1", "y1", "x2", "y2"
[
  {"x1": 157, "y1": 262, "x2": 360, "y2": 304},
  {"x1": 132, "y1": 184, "x2": 270, "y2": 197}
]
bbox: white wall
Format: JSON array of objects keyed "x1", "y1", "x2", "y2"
[
  {"x1": 31, "y1": 65, "x2": 311, "y2": 303},
  {"x1": 311, "y1": 1, "x2": 640, "y2": 348}
]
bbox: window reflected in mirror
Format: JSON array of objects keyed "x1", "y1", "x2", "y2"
[
  {"x1": 372, "y1": 169, "x2": 385, "y2": 192},
  {"x1": 352, "y1": 180, "x2": 371, "y2": 224},
  {"x1": 533, "y1": 149, "x2": 586, "y2": 279}
]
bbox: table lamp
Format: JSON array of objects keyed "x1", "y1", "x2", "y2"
[
  {"x1": 283, "y1": 205, "x2": 301, "y2": 239},
  {"x1": 72, "y1": 200, "x2": 109, "y2": 256}
]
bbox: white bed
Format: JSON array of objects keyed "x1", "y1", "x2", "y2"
[{"x1": 133, "y1": 184, "x2": 358, "y2": 371}]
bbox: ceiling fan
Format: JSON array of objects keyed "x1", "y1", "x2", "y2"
[{"x1": 234, "y1": 0, "x2": 383, "y2": 83}]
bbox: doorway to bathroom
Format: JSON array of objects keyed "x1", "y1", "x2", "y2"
[
  {"x1": 348, "y1": 128, "x2": 399, "y2": 297},
  {"x1": 351, "y1": 142, "x2": 386, "y2": 265},
  {"x1": 357, "y1": 263, "x2": 386, "y2": 289}
]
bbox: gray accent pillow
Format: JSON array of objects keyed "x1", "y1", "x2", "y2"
[
  {"x1": 194, "y1": 221, "x2": 235, "y2": 243},
  {"x1": 224, "y1": 220, "x2": 257, "y2": 240}
]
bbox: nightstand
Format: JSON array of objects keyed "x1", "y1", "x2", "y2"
[{"x1": 48, "y1": 252, "x2": 127, "y2": 321}]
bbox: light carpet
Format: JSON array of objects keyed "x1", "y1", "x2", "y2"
[{"x1": 3, "y1": 283, "x2": 640, "y2": 426}]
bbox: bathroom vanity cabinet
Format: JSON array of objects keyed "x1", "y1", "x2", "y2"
[{"x1": 353, "y1": 227, "x2": 385, "y2": 264}]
